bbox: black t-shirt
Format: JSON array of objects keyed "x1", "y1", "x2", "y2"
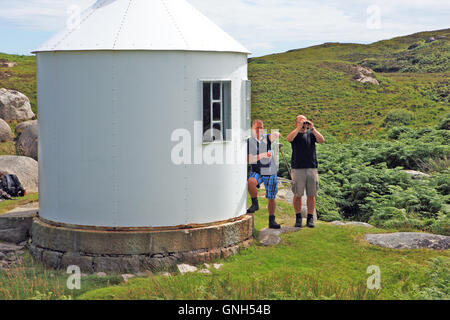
[
  {"x1": 291, "y1": 131, "x2": 318, "y2": 169},
  {"x1": 247, "y1": 134, "x2": 278, "y2": 176}
]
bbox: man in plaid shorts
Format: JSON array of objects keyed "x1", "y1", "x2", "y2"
[{"x1": 247, "y1": 120, "x2": 282, "y2": 229}]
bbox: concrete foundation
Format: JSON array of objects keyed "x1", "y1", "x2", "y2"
[{"x1": 30, "y1": 214, "x2": 253, "y2": 273}]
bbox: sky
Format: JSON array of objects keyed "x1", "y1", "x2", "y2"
[{"x1": 0, "y1": 0, "x2": 448, "y2": 57}]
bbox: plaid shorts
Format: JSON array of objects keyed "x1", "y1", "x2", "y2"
[{"x1": 248, "y1": 172, "x2": 278, "y2": 200}]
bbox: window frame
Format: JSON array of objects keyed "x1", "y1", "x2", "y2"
[
  {"x1": 200, "y1": 79, "x2": 232, "y2": 144},
  {"x1": 242, "y1": 80, "x2": 251, "y2": 140}
]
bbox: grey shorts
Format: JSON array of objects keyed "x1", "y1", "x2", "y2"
[{"x1": 291, "y1": 168, "x2": 319, "y2": 197}]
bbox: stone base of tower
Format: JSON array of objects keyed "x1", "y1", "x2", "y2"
[{"x1": 29, "y1": 214, "x2": 254, "y2": 273}]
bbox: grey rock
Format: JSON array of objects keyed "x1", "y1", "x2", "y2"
[
  {"x1": 28, "y1": 244, "x2": 43, "y2": 261},
  {"x1": 61, "y1": 252, "x2": 94, "y2": 273},
  {"x1": 177, "y1": 263, "x2": 197, "y2": 274},
  {"x1": 0, "y1": 156, "x2": 38, "y2": 193},
  {"x1": 7, "y1": 254, "x2": 17, "y2": 261},
  {"x1": 15, "y1": 120, "x2": 37, "y2": 135},
  {"x1": 0, "y1": 252, "x2": 7, "y2": 260},
  {"x1": 331, "y1": 221, "x2": 374, "y2": 228},
  {"x1": 258, "y1": 226, "x2": 301, "y2": 246},
  {"x1": 198, "y1": 269, "x2": 212, "y2": 274},
  {"x1": 403, "y1": 170, "x2": 431, "y2": 179},
  {"x1": 16, "y1": 121, "x2": 38, "y2": 160},
  {"x1": 365, "y1": 232, "x2": 449, "y2": 250},
  {"x1": 121, "y1": 274, "x2": 135, "y2": 282},
  {"x1": 0, "y1": 209, "x2": 37, "y2": 243},
  {"x1": 0, "y1": 88, "x2": 35, "y2": 121},
  {"x1": 0, "y1": 242, "x2": 23, "y2": 252},
  {"x1": 339, "y1": 65, "x2": 379, "y2": 85},
  {"x1": 42, "y1": 250, "x2": 63, "y2": 269},
  {"x1": 0, "y1": 61, "x2": 18, "y2": 68},
  {"x1": 213, "y1": 263, "x2": 223, "y2": 270},
  {"x1": 425, "y1": 37, "x2": 436, "y2": 43},
  {"x1": 93, "y1": 255, "x2": 140, "y2": 273},
  {"x1": 0, "y1": 119, "x2": 12, "y2": 142},
  {"x1": 140, "y1": 255, "x2": 178, "y2": 272}
]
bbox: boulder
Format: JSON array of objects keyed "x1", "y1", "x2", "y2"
[
  {"x1": 331, "y1": 221, "x2": 374, "y2": 228},
  {"x1": 15, "y1": 120, "x2": 37, "y2": 135},
  {"x1": 0, "y1": 242, "x2": 24, "y2": 252},
  {"x1": 403, "y1": 170, "x2": 431, "y2": 179},
  {"x1": 425, "y1": 37, "x2": 436, "y2": 43},
  {"x1": 0, "y1": 156, "x2": 38, "y2": 193},
  {"x1": 177, "y1": 263, "x2": 198, "y2": 274},
  {"x1": 364, "y1": 232, "x2": 449, "y2": 250},
  {"x1": 0, "y1": 118, "x2": 12, "y2": 141},
  {"x1": 0, "y1": 60, "x2": 18, "y2": 68},
  {"x1": 0, "y1": 209, "x2": 37, "y2": 244},
  {"x1": 258, "y1": 226, "x2": 301, "y2": 246},
  {"x1": 353, "y1": 66, "x2": 379, "y2": 85},
  {"x1": 0, "y1": 88, "x2": 35, "y2": 121},
  {"x1": 16, "y1": 122, "x2": 38, "y2": 160}
]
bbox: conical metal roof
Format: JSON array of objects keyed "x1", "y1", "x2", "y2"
[{"x1": 34, "y1": 0, "x2": 250, "y2": 54}]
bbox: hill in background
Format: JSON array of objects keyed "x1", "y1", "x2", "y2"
[
  {"x1": 0, "y1": 28, "x2": 448, "y2": 143},
  {"x1": 249, "y1": 28, "x2": 449, "y2": 141}
]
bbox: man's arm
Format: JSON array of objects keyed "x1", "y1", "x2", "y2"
[
  {"x1": 286, "y1": 127, "x2": 301, "y2": 143},
  {"x1": 269, "y1": 132, "x2": 282, "y2": 142},
  {"x1": 248, "y1": 153, "x2": 272, "y2": 164},
  {"x1": 311, "y1": 126, "x2": 325, "y2": 144}
]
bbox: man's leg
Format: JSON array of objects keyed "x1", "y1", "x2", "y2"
[
  {"x1": 305, "y1": 169, "x2": 318, "y2": 228},
  {"x1": 248, "y1": 177, "x2": 258, "y2": 198},
  {"x1": 247, "y1": 175, "x2": 260, "y2": 213},
  {"x1": 293, "y1": 196, "x2": 302, "y2": 214},
  {"x1": 268, "y1": 199, "x2": 276, "y2": 216},
  {"x1": 292, "y1": 169, "x2": 306, "y2": 228},
  {"x1": 265, "y1": 175, "x2": 280, "y2": 229},
  {"x1": 306, "y1": 196, "x2": 316, "y2": 214}
]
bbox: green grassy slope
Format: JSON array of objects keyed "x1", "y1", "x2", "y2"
[
  {"x1": 78, "y1": 198, "x2": 449, "y2": 300},
  {"x1": 0, "y1": 196, "x2": 447, "y2": 300},
  {"x1": 249, "y1": 29, "x2": 449, "y2": 141},
  {"x1": 0, "y1": 29, "x2": 448, "y2": 142}
]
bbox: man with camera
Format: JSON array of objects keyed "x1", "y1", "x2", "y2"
[{"x1": 286, "y1": 115, "x2": 325, "y2": 228}]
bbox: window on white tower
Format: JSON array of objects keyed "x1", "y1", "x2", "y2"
[{"x1": 202, "y1": 81, "x2": 232, "y2": 143}]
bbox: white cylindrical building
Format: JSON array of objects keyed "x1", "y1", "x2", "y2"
[
  {"x1": 31, "y1": 0, "x2": 253, "y2": 272},
  {"x1": 35, "y1": 0, "x2": 251, "y2": 228}
]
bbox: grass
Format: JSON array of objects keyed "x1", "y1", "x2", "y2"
[
  {"x1": 0, "y1": 195, "x2": 447, "y2": 300},
  {"x1": 0, "y1": 252, "x2": 123, "y2": 300},
  {"x1": 77, "y1": 197, "x2": 449, "y2": 300},
  {"x1": 0, "y1": 193, "x2": 39, "y2": 215}
]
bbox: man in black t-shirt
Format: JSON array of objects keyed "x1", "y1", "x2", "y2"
[{"x1": 286, "y1": 115, "x2": 325, "y2": 228}]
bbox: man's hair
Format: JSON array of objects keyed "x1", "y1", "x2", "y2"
[{"x1": 253, "y1": 119, "x2": 264, "y2": 126}]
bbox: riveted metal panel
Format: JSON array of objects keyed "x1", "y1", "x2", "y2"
[{"x1": 37, "y1": 50, "x2": 248, "y2": 228}]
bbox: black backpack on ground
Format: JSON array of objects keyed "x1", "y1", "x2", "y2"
[{"x1": 0, "y1": 174, "x2": 25, "y2": 197}]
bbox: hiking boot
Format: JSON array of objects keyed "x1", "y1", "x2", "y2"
[
  {"x1": 269, "y1": 215, "x2": 281, "y2": 229},
  {"x1": 306, "y1": 214, "x2": 315, "y2": 228},
  {"x1": 294, "y1": 213, "x2": 302, "y2": 228},
  {"x1": 247, "y1": 197, "x2": 259, "y2": 213}
]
